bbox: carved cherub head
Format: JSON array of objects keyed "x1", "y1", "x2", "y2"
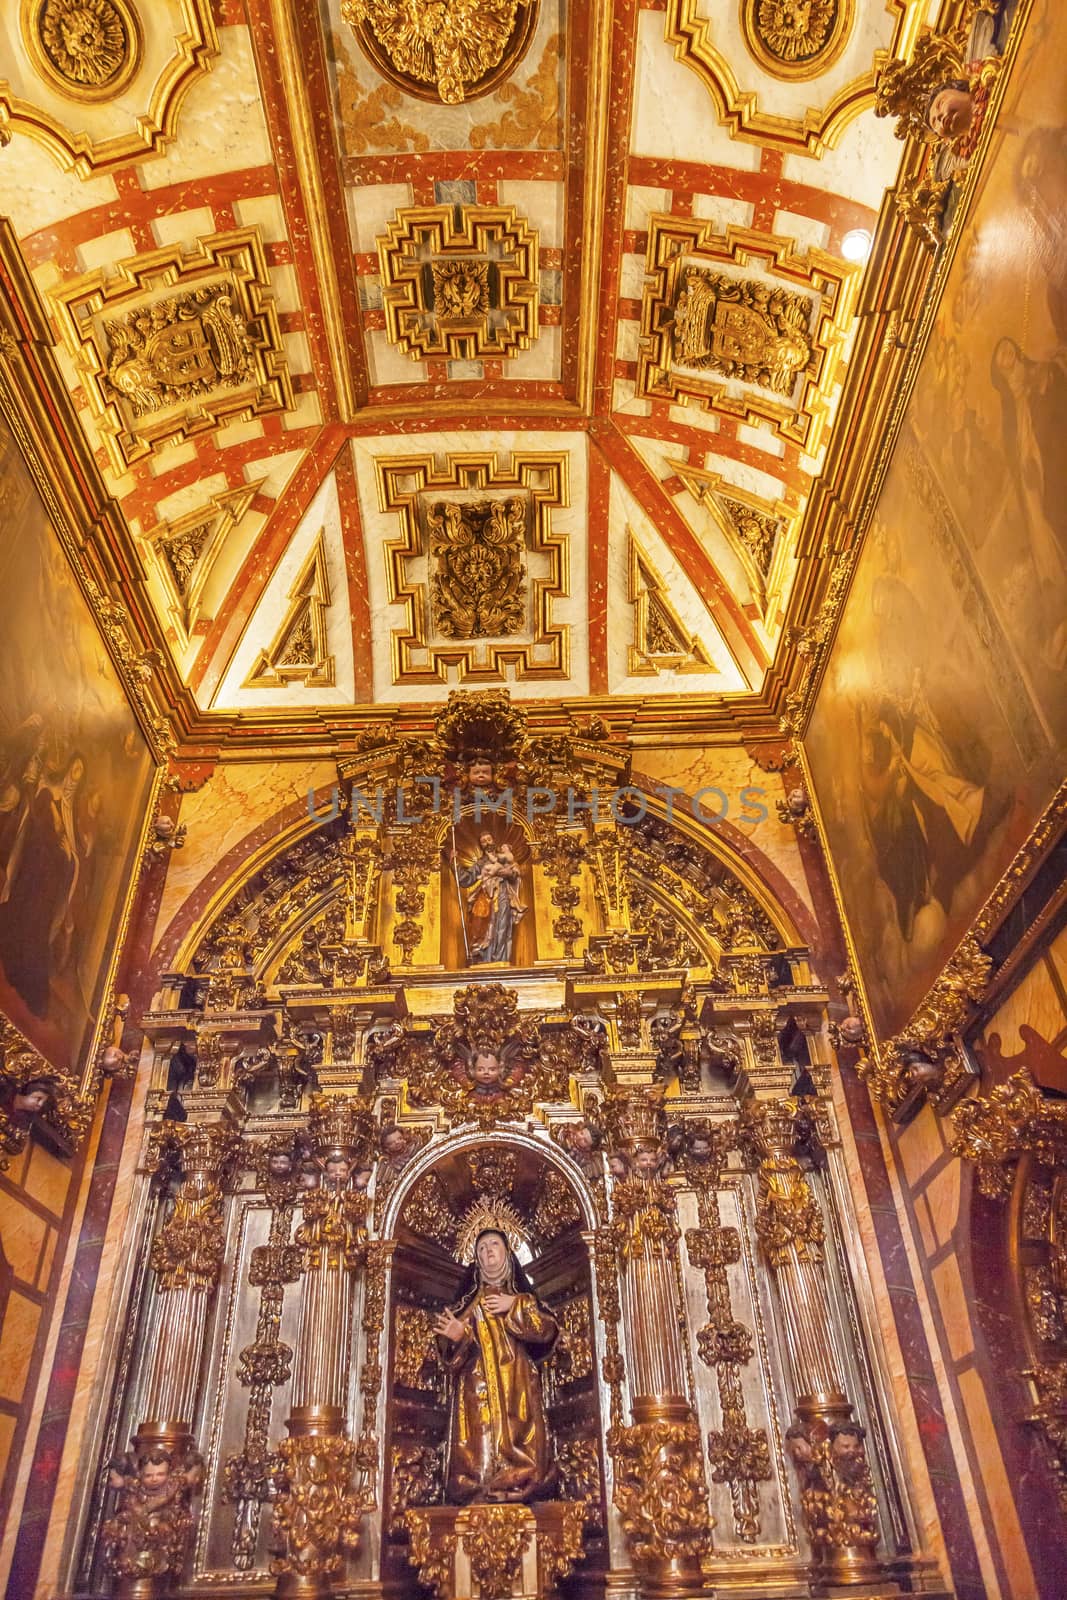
[
  {"x1": 10, "y1": 1076, "x2": 57, "y2": 1119},
  {"x1": 380, "y1": 1123, "x2": 410, "y2": 1161},
  {"x1": 925, "y1": 79, "x2": 974, "y2": 142},
  {"x1": 471, "y1": 1050, "x2": 505, "y2": 1090}
]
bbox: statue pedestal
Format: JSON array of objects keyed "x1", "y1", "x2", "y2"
[{"x1": 404, "y1": 1502, "x2": 585, "y2": 1600}]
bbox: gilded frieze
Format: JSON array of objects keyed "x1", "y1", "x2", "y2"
[
  {"x1": 377, "y1": 204, "x2": 539, "y2": 363},
  {"x1": 638, "y1": 219, "x2": 855, "y2": 451},
  {"x1": 342, "y1": 0, "x2": 538, "y2": 104},
  {"x1": 377, "y1": 449, "x2": 568, "y2": 684},
  {"x1": 48, "y1": 230, "x2": 292, "y2": 475},
  {"x1": 740, "y1": 0, "x2": 855, "y2": 82}
]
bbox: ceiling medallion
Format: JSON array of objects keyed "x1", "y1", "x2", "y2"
[
  {"x1": 378, "y1": 204, "x2": 539, "y2": 363},
  {"x1": 740, "y1": 0, "x2": 854, "y2": 82},
  {"x1": 21, "y1": 0, "x2": 143, "y2": 102},
  {"x1": 341, "y1": 0, "x2": 539, "y2": 105}
]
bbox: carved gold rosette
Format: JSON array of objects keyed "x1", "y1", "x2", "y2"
[
  {"x1": 342, "y1": 0, "x2": 539, "y2": 104},
  {"x1": 21, "y1": 0, "x2": 143, "y2": 102},
  {"x1": 740, "y1": 0, "x2": 855, "y2": 82}
]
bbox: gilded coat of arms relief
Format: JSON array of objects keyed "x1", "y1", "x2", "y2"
[{"x1": 48, "y1": 230, "x2": 293, "y2": 474}]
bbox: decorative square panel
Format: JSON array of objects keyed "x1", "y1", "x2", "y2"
[
  {"x1": 377, "y1": 203, "x2": 539, "y2": 362},
  {"x1": 48, "y1": 229, "x2": 293, "y2": 474},
  {"x1": 637, "y1": 217, "x2": 857, "y2": 451},
  {"x1": 376, "y1": 450, "x2": 569, "y2": 683}
]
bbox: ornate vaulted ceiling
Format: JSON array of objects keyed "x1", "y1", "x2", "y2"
[{"x1": 0, "y1": 0, "x2": 931, "y2": 739}]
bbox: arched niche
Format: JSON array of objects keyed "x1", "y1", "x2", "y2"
[{"x1": 377, "y1": 1128, "x2": 609, "y2": 1592}]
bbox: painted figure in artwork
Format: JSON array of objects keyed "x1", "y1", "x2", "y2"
[
  {"x1": 0, "y1": 750, "x2": 87, "y2": 1016},
  {"x1": 433, "y1": 1227, "x2": 558, "y2": 1503}
]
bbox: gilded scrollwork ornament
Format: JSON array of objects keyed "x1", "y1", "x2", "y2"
[
  {"x1": 608, "y1": 1417, "x2": 713, "y2": 1570},
  {"x1": 269, "y1": 1434, "x2": 366, "y2": 1585},
  {"x1": 149, "y1": 1121, "x2": 238, "y2": 1292}
]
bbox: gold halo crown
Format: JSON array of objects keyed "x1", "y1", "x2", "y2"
[{"x1": 455, "y1": 1194, "x2": 528, "y2": 1264}]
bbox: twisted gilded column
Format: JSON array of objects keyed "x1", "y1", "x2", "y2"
[
  {"x1": 103, "y1": 1119, "x2": 237, "y2": 1598},
  {"x1": 271, "y1": 1093, "x2": 375, "y2": 1599},
  {"x1": 739, "y1": 1096, "x2": 882, "y2": 1587},
  {"x1": 603, "y1": 1088, "x2": 713, "y2": 1597}
]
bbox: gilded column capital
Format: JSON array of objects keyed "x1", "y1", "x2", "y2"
[{"x1": 149, "y1": 1120, "x2": 239, "y2": 1293}]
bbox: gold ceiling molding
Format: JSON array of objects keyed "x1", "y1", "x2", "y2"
[
  {"x1": 639, "y1": 219, "x2": 858, "y2": 452},
  {"x1": 145, "y1": 481, "x2": 261, "y2": 650},
  {"x1": 341, "y1": 0, "x2": 539, "y2": 104},
  {"x1": 377, "y1": 449, "x2": 569, "y2": 685},
  {"x1": 662, "y1": 0, "x2": 916, "y2": 152},
  {"x1": 245, "y1": 531, "x2": 336, "y2": 689},
  {"x1": 669, "y1": 461, "x2": 793, "y2": 619},
  {"x1": 48, "y1": 229, "x2": 293, "y2": 476},
  {"x1": 377, "y1": 204, "x2": 539, "y2": 363},
  {"x1": 627, "y1": 533, "x2": 715, "y2": 676},
  {"x1": 0, "y1": 0, "x2": 217, "y2": 176},
  {"x1": 740, "y1": 0, "x2": 855, "y2": 82}
]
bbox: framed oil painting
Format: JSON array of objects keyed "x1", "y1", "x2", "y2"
[
  {"x1": 0, "y1": 412, "x2": 155, "y2": 1076},
  {"x1": 806, "y1": 0, "x2": 1067, "y2": 1040}
]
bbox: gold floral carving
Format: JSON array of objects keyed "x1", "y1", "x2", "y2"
[
  {"x1": 334, "y1": 32, "x2": 430, "y2": 152},
  {"x1": 429, "y1": 498, "x2": 527, "y2": 639},
  {"x1": 393, "y1": 1304, "x2": 442, "y2": 1392},
  {"x1": 270, "y1": 1434, "x2": 365, "y2": 1583},
  {"x1": 950, "y1": 1070, "x2": 1067, "y2": 1199},
  {"x1": 341, "y1": 0, "x2": 538, "y2": 105},
  {"x1": 389, "y1": 1442, "x2": 441, "y2": 1532},
  {"x1": 146, "y1": 481, "x2": 260, "y2": 648},
  {"x1": 608, "y1": 1418, "x2": 713, "y2": 1568},
  {"x1": 4, "y1": 0, "x2": 216, "y2": 175},
  {"x1": 23, "y1": 0, "x2": 142, "y2": 101},
  {"x1": 639, "y1": 217, "x2": 855, "y2": 452},
  {"x1": 246, "y1": 532, "x2": 335, "y2": 689},
  {"x1": 377, "y1": 204, "x2": 539, "y2": 363},
  {"x1": 741, "y1": 0, "x2": 854, "y2": 82},
  {"x1": 461, "y1": 1503, "x2": 533, "y2": 1596},
  {"x1": 628, "y1": 535, "x2": 716, "y2": 676},
  {"x1": 149, "y1": 1121, "x2": 238, "y2": 1292},
  {"x1": 48, "y1": 229, "x2": 292, "y2": 475},
  {"x1": 469, "y1": 32, "x2": 563, "y2": 150},
  {"x1": 377, "y1": 450, "x2": 568, "y2": 685},
  {"x1": 404, "y1": 982, "x2": 571, "y2": 1130},
  {"x1": 404, "y1": 1510, "x2": 460, "y2": 1597}
]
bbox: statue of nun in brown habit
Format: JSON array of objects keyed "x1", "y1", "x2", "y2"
[{"x1": 433, "y1": 1226, "x2": 559, "y2": 1503}]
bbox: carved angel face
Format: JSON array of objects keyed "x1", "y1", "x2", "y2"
[
  {"x1": 927, "y1": 85, "x2": 974, "y2": 142},
  {"x1": 139, "y1": 1457, "x2": 171, "y2": 1491},
  {"x1": 471, "y1": 1051, "x2": 504, "y2": 1087}
]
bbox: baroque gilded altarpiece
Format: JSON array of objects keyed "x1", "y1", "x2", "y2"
[{"x1": 55, "y1": 699, "x2": 946, "y2": 1600}]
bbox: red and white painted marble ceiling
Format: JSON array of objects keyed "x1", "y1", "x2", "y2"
[{"x1": 0, "y1": 0, "x2": 927, "y2": 713}]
